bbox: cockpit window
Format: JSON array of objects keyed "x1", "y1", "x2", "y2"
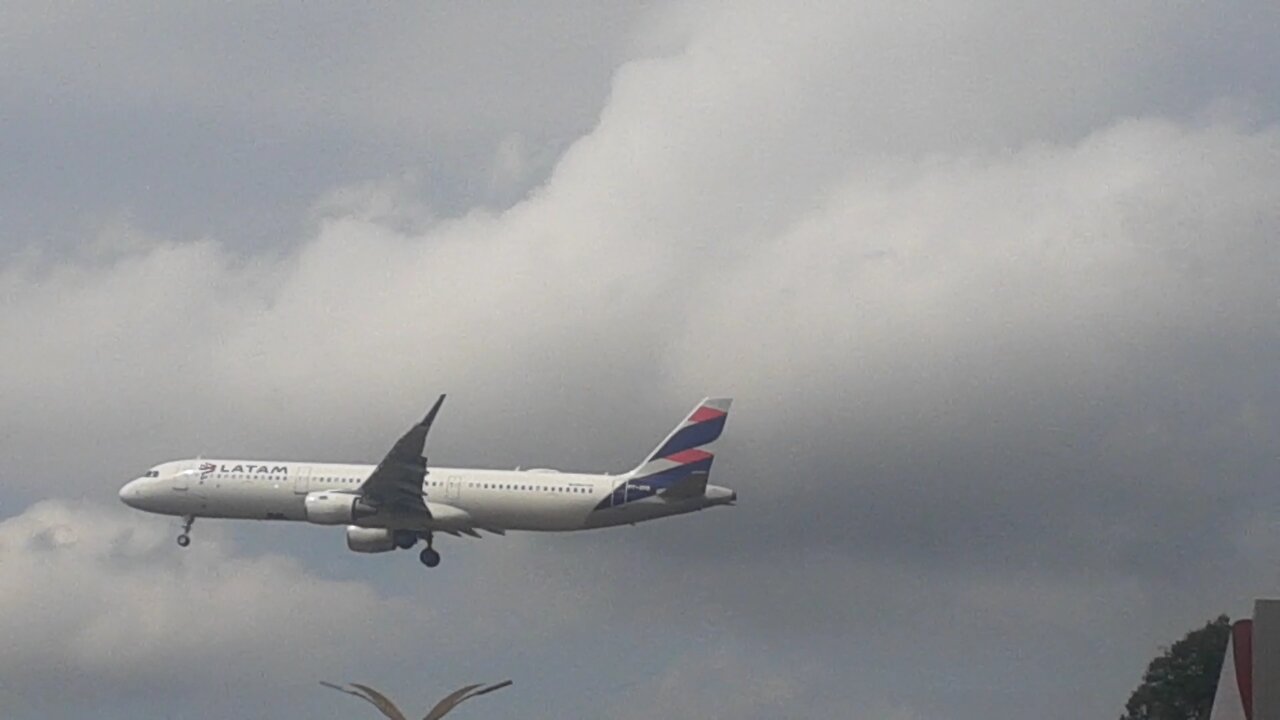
[{"x1": 145, "y1": 470, "x2": 159, "y2": 478}]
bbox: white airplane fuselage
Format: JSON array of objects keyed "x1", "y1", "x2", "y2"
[
  {"x1": 120, "y1": 460, "x2": 735, "y2": 533},
  {"x1": 119, "y1": 397, "x2": 735, "y2": 565}
]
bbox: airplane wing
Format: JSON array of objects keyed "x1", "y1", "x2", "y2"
[{"x1": 357, "y1": 395, "x2": 446, "y2": 515}]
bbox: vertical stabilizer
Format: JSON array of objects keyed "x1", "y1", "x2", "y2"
[{"x1": 598, "y1": 398, "x2": 732, "y2": 508}]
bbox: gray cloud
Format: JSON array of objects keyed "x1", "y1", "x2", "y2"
[{"x1": 0, "y1": 1, "x2": 644, "y2": 253}]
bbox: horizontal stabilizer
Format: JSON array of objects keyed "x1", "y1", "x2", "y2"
[{"x1": 659, "y1": 473, "x2": 709, "y2": 500}]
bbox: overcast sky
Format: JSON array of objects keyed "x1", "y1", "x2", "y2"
[{"x1": 2, "y1": 2, "x2": 1279, "y2": 718}]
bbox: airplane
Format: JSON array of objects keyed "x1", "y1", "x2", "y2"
[{"x1": 118, "y1": 396, "x2": 735, "y2": 568}]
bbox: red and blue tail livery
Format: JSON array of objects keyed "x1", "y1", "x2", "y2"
[{"x1": 596, "y1": 397, "x2": 733, "y2": 509}]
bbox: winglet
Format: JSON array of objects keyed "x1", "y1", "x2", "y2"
[
  {"x1": 421, "y1": 394, "x2": 446, "y2": 428},
  {"x1": 382, "y1": 394, "x2": 446, "y2": 469}
]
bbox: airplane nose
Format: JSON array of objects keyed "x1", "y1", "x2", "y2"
[{"x1": 118, "y1": 479, "x2": 140, "y2": 508}]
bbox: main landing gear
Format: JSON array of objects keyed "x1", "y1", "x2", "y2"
[
  {"x1": 418, "y1": 533, "x2": 441, "y2": 568},
  {"x1": 176, "y1": 515, "x2": 195, "y2": 548}
]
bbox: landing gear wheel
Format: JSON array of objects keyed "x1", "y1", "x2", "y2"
[
  {"x1": 419, "y1": 547, "x2": 441, "y2": 568},
  {"x1": 176, "y1": 515, "x2": 195, "y2": 548}
]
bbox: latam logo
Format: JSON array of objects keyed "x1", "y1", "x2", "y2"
[
  {"x1": 202, "y1": 463, "x2": 289, "y2": 478},
  {"x1": 223, "y1": 464, "x2": 288, "y2": 473}
]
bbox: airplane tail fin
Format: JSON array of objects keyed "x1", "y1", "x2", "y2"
[{"x1": 615, "y1": 398, "x2": 732, "y2": 503}]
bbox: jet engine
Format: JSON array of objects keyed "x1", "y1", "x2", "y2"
[
  {"x1": 304, "y1": 491, "x2": 377, "y2": 525},
  {"x1": 345, "y1": 526, "x2": 395, "y2": 553},
  {"x1": 345, "y1": 527, "x2": 418, "y2": 553}
]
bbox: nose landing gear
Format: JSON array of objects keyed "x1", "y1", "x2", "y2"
[
  {"x1": 418, "y1": 533, "x2": 441, "y2": 568},
  {"x1": 176, "y1": 515, "x2": 195, "y2": 547}
]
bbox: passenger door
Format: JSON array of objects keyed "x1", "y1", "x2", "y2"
[
  {"x1": 446, "y1": 475, "x2": 462, "y2": 502},
  {"x1": 293, "y1": 466, "x2": 311, "y2": 495},
  {"x1": 171, "y1": 465, "x2": 207, "y2": 511}
]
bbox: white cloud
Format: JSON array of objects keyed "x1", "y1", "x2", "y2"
[
  {"x1": 2, "y1": 114, "x2": 1275, "y2": 501},
  {"x1": 676, "y1": 118, "x2": 1280, "y2": 409}
]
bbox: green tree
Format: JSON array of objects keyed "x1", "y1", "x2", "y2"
[{"x1": 1121, "y1": 615, "x2": 1232, "y2": 720}]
